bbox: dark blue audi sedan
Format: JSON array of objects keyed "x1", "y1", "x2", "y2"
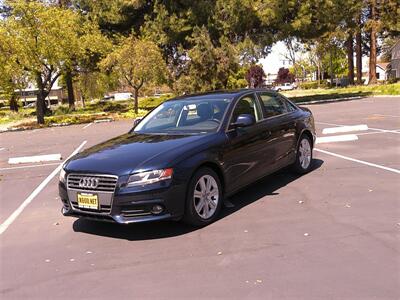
[{"x1": 59, "y1": 89, "x2": 316, "y2": 226}]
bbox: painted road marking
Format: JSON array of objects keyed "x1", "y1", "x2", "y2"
[
  {"x1": 316, "y1": 134, "x2": 358, "y2": 144},
  {"x1": 82, "y1": 122, "x2": 93, "y2": 129},
  {"x1": 8, "y1": 154, "x2": 62, "y2": 165},
  {"x1": 317, "y1": 121, "x2": 400, "y2": 134},
  {"x1": 0, "y1": 162, "x2": 60, "y2": 171},
  {"x1": 322, "y1": 124, "x2": 368, "y2": 135},
  {"x1": 0, "y1": 148, "x2": 5, "y2": 151},
  {"x1": 315, "y1": 148, "x2": 400, "y2": 174},
  {"x1": 373, "y1": 114, "x2": 400, "y2": 118},
  {"x1": 356, "y1": 130, "x2": 400, "y2": 136},
  {"x1": 0, "y1": 141, "x2": 87, "y2": 235}
]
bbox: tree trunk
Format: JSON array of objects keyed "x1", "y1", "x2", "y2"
[
  {"x1": 133, "y1": 88, "x2": 139, "y2": 114},
  {"x1": 356, "y1": 13, "x2": 362, "y2": 84},
  {"x1": 65, "y1": 69, "x2": 75, "y2": 110},
  {"x1": 356, "y1": 17, "x2": 363, "y2": 85},
  {"x1": 9, "y1": 93, "x2": 19, "y2": 112},
  {"x1": 347, "y1": 34, "x2": 355, "y2": 85},
  {"x1": 330, "y1": 47, "x2": 334, "y2": 87},
  {"x1": 368, "y1": 0, "x2": 378, "y2": 85},
  {"x1": 36, "y1": 73, "x2": 45, "y2": 124}
]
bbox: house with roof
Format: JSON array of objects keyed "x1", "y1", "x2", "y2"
[
  {"x1": 376, "y1": 62, "x2": 389, "y2": 81},
  {"x1": 389, "y1": 39, "x2": 400, "y2": 79}
]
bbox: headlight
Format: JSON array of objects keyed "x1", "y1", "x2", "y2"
[
  {"x1": 127, "y1": 168, "x2": 173, "y2": 187},
  {"x1": 59, "y1": 168, "x2": 67, "y2": 183}
]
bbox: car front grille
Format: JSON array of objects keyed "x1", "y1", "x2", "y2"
[{"x1": 67, "y1": 173, "x2": 118, "y2": 193}]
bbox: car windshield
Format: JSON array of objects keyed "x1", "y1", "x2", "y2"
[{"x1": 134, "y1": 97, "x2": 232, "y2": 134}]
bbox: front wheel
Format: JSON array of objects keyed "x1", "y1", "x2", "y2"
[
  {"x1": 293, "y1": 134, "x2": 313, "y2": 174},
  {"x1": 183, "y1": 168, "x2": 223, "y2": 227}
]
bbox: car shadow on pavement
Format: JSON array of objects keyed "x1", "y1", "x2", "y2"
[{"x1": 73, "y1": 159, "x2": 324, "y2": 241}]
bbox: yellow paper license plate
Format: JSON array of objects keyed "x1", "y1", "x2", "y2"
[{"x1": 77, "y1": 193, "x2": 98, "y2": 209}]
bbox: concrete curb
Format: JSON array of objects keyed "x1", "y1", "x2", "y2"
[
  {"x1": 297, "y1": 94, "x2": 400, "y2": 105},
  {"x1": 297, "y1": 96, "x2": 363, "y2": 105}
]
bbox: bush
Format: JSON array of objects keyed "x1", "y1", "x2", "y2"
[
  {"x1": 298, "y1": 81, "x2": 329, "y2": 89},
  {"x1": 52, "y1": 105, "x2": 73, "y2": 115},
  {"x1": 139, "y1": 94, "x2": 173, "y2": 109},
  {"x1": 388, "y1": 77, "x2": 399, "y2": 84}
]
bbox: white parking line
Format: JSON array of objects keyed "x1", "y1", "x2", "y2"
[
  {"x1": 322, "y1": 124, "x2": 368, "y2": 135},
  {"x1": 314, "y1": 148, "x2": 400, "y2": 174},
  {"x1": 316, "y1": 134, "x2": 358, "y2": 144},
  {"x1": 374, "y1": 114, "x2": 400, "y2": 118},
  {"x1": 0, "y1": 162, "x2": 60, "y2": 171},
  {"x1": 317, "y1": 121, "x2": 400, "y2": 134},
  {"x1": 82, "y1": 122, "x2": 93, "y2": 129},
  {"x1": 356, "y1": 131, "x2": 400, "y2": 136},
  {"x1": 8, "y1": 154, "x2": 62, "y2": 164},
  {"x1": 0, "y1": 141, "x2": 87, "y2": 235},
  {"x1": 0, "y1": 148, "x2": 5, "y2": 151}
]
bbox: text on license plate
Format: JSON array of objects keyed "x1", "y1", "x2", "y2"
[{"x1": 77, "y1": 193, "x2": 98, "y2": 209}]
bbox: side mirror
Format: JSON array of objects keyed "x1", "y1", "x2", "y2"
[
  {"x1": 132, "y1": 117, "x2": 142, "y2": 128},
  {"x1": 231, "y1": 114, "x2": 255, "y2": 128}
]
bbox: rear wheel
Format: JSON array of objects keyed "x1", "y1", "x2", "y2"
[
  {"x1": 293, "y1": 134, "x2": 313, "y2": 174},
  {"x1": 183, "y1": 168, "x2": 223, "y2": 227}
]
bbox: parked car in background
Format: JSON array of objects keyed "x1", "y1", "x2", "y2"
[
  {"x1": 59, "y1": 89, "x2": 316, "y2": 227},
  {"x1": 114, "y1": 92, "x2": 132, "y2": 101},
  {"x1": 272, "y1": 82, "x2": 296, "y2": 92},
  {"x1": 23, "y1": 102, "x2": 36, "y2": 108},
  {"x1": 101, "y1": 92, "x2": 132, "y2": 102}
]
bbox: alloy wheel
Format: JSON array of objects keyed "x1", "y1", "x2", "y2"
[
  {"x1": 193, "y1": 175, "x2": 219, "y2": 219},
  {"x1": 299, "y1": 138, "x2": 311, "y2": 169}
]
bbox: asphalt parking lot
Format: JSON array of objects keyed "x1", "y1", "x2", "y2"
[{"x1": 0, "y1": 96, "x2": 399, "y2": 299}]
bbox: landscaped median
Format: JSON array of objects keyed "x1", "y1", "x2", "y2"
[
  {"x1": 282, "y1": 82, "x2": 400, "y2": 103},
  {"x1": 1, "y1": 83, "x2": 399, "y2": 132}
]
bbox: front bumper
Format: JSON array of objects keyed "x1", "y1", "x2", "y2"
[
  {"x1": 61, "y1": 206, "x2": 172, "y2": 224},
  {"x1": 59, "y1": 181, "x2": 185, "y2": 224}
]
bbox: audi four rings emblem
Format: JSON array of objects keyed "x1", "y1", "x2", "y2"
[{"x1": 78, "y1": 177, "x2": 99, "y2": 189}]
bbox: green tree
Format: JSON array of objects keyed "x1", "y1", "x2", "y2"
[
  {"x1": 174, "y1": 27, "x2": 240, "y2": 94},
  {"x1": 101, "y1": 37, "x2": 168, "y2": 113},
  {"x1": 0, "y1": 24, "x2": 27, "y2": 112},
  {"x1": 2, "y1": 0, "x2": 103, "y2": 124}
]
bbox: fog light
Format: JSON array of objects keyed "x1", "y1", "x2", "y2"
[{"x1": 151, "y1": 205, "x2": 164, "y2": 215}]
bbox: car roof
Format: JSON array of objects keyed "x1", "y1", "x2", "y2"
[{"x1": 166, "y1": 88, "x2": 276, "y2": 102}]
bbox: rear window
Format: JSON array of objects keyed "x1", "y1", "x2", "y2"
[{"x1": 258, "y1": 93, "x2": 288, "y2": 117}]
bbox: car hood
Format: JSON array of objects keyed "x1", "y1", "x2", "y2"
[{"x1": 65, "y1": 132, "x2": 212, "y2": 175}]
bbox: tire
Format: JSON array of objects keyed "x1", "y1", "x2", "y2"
[
  {"x1": 293, "y1": 134, "x2": 313, "y2": 174},
  {"x1": 183, "y1": 168, "x2": 223, "y2": 227}
]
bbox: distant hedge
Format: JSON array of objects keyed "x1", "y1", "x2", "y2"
[{"x1": 139, "y1": 94, "x2": 174, "y2": 109}]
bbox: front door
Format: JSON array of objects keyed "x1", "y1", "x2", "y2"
[{"x1": 223, "y1": 93, "x2": 267, "y2": 193}]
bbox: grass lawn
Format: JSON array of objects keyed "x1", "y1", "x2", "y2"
[
  {"x1": 283, "y1": 82, "x2": 400, "y2": 103},
  {"x1": 1, "y1": 84, "x2": 399, "y2": 131}
]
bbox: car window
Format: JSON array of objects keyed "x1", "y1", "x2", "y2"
[
  {"x1": 286, "y1": 99, "x2": 298, "y2": 112},
  {"x1": 231, "y1": 94, "x2": 262, "y2": 124},
  {"x1": 134, "y1": 98, "x2": 231, "y2": 134},
  {"x1": 258, "y1": 93, "x2": 288, "y2": 118}
]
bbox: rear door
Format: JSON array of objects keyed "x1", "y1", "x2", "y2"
[{"x1": 257, "y1": 92, "x2": 298, "y2": 169}]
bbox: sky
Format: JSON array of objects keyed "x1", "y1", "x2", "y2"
[
  {"x1": 259, "y1": 42, "x2": 293, "y2": 75},
  {"x1": 260, "y1": 41, "x2": 372, "y2": 77}
]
